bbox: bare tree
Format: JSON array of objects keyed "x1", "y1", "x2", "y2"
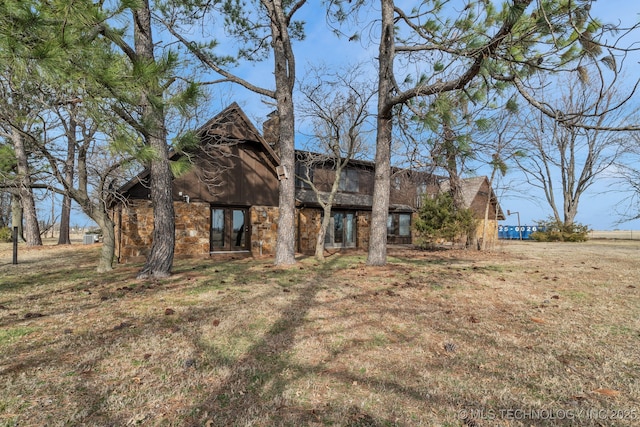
[
  {"x1": 297, "y1": 66, "x2": 375, "y2": 260},
  {"x1": 31, "y1": 100, "x2": 135, "y2": 272},
  {"x1": 52, "y1": 100, "x2": 80, "y2": 245},
  {"x1": 515, "y1": 72, "x2": 635, "y2": 227},
  {"x1": 615, "y1": 134, "x2": 640, "y2": 223},
  {"x1": 475, "y1": 110, "x2": 522, "y2": 250},
  {"x1": 0, "y1": 122, "x2": 42, "y2": 247},
  {"x1": 328, "y1": 0, "x2": 640, "y2": 265},
  {"x1": 159, "y1": 0, "x2": 306, "y2": 265}
]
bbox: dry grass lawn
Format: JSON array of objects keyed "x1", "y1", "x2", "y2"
[{"x1": 0, "y1": 239, "x2": 639, "y2": 426}]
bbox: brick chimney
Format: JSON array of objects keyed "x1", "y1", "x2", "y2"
[{"x1": 262, "y1": 110, "x2": 280, "y2": 154}]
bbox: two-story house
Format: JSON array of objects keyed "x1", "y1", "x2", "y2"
[{"x1": 112, "y1": 103, "x2": 503, "y2": 262}]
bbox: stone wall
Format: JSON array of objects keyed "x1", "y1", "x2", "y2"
[
  {"x1": 116, "y1": 200, "x2": 415, "y2": 262},
  {"x1": 298, "y1": 208, "x2": 322, "y2": 254},
  {"x1": 474, "y1": 219, "x2": 499, "y2": 249},
  {"x1": 249, "y1": 206, "x2": 280, "y2": 256},
  {"x1": 174, "y1": 202, "x2": 211, "y2": 256},
  {"x1": 117, "y1": 200, "x2": 210, "y2": 263},
  {"x1": 356, "y1": 211, "x2": 371, "y2": 250},
  {"x1": 117, "y1": 200, "x2": 153, "y2": 262}
]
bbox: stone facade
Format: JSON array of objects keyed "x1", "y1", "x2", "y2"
[
  {"x1": 356, "y1": 211, "x2": 371, "y2": 250},
  {"x1": 473, "y1": 219, "x2": 499, "y2": 249},
  {"x1": 297, "y1": 208, "x2": 322, "y2": 254},
  {"x1": 117, "y1": 200, "x2": 210, "y2": 262},
  {"x1": 174, "y1": 202, "x2": 211, "y2": 256},
  {"x1": 295, "y1": 208, "x2": 372, "y2": 254},
  {"x1": 249, "y1": 206, "x2": 280, "y2": 256},
  {"x1": 116, "y1": 199, "x2": 499, "y2": 263},
  {"x1": 117, "y1": 201, "x2": 281, "y2": 262},
  {"x1": 116, "y1": 200, "x2": 153, "y2": 262}
]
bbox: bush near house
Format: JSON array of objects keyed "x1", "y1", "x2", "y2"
[
  {"x1": 530, "y1": 217, "x2": 590, "y2": 242},
  {"x1": 0, "y1": 227, "x2": 11, "y2": 242},
  {"x1": 414, "y1": 191, "x2": 476, "y2": 247}
]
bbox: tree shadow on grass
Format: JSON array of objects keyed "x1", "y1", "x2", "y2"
[{"x1": 182, "y1": 256, "x2": 454, "y2": 426}]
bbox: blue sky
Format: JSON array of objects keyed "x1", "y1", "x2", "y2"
[
  {"x1": 497, "y1": 0, "x2": 640, "y2": 229},
  {"x1": 63, "y1": 0, "x2": 640, "y2": 231},
  {"x1": 224, "y1": 0, "x2": 640, "y2": 230}
]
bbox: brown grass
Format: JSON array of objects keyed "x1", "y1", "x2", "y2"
[{"x1": 1, "y1": 240, "x2": 639, "y2": 426}]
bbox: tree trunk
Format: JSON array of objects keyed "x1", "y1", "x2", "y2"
[
  {"x1": 10, "y1": 193, "x2": 24, "y2": 242},
  {"x1": 0, "y1": 193, "x2": 9, "y2": 227},
  {"x1": 268, "y1": 0, "x2": 297, "y2": 266},
  {"x1": 58, "y1": 194, "x2": 72, "y2": 244},
  {"x1": 368, "y1": 116, "x2": 392, "y2": 265},
  {"x1": 58, "y1": 113, "x2": 76, "y2": 245},
  {"x1": 134, "y1": 1, "x2": 175, "y2": 279},
  {"x1": 315, "y1": 205, "x2": 332, "y2": 261},
  {"x1": 273, "y1": 103, "x2": 297, "y2": 265},
  {"x1": 137, "y1": 154, "x2": 175, "y2": 279},
  {"x1": 93, "y1": 211, "x2": 116, "y2": 272},
  {"x1": 367, "y1": 0, "x2": 394, "y2": 266},
  {"x1": 11, "y1": 130, "x2": 41, "y2": 246}
]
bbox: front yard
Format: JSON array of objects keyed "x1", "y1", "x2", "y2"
[{"x1": 1, "y1": 240, "x2": 638, "y2": 426}]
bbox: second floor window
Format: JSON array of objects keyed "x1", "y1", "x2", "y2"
[
  {"x1": 295, "y1": 162, "x2": 313, "y2": 189},
  {"x1": 339, "y1": 168, "x2": 359, "y2": 192}
]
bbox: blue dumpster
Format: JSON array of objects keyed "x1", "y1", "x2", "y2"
[{"x1": 499, "y1": 225, "x2": 541, "y2": 240}]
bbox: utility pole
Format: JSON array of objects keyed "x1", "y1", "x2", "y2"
[{"x1": 507, "y1": 210, "x2": 522, "y2": 240}]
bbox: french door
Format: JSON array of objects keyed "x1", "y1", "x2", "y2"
[
  {"x1": 324, "y1": 211, "x2": 356, "y2": 248},
  {"x1": 211, "y1": 207, "x2": 249, "y2": 252}
]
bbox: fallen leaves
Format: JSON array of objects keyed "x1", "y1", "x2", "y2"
[{"x1": 592, "y1": 388, "x2": 621, "y2": 397}]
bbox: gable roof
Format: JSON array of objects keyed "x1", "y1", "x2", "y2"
[
  {"x1": 440, "y1": 176, "x2": 505, "y2": 220},
  {"x1": 197, "y1": 102, "x2": 281, "y2": 167},
  {"x1": 115, "y1": 102, "x2": 281, "y2": 197}
]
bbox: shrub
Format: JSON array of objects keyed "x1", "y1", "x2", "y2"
[
  {"x1": 0, "y1": 227, "x2": 12, "y2": 242},
  {"x1": 530, "y1": 218, "x2": 589, "y2": 242},
  {"x1": 414, "y1": 191, "x2": 476, "y2": 247}
]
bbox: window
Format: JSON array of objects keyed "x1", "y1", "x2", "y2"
[
  {"x1": 393, "y1": 176, "x2": 402, "y2": 190},
  {"x1": 416, "y1": 183, "x2": 429, "y2": 208},
  {"x1": 295, "y1": 162, "x2": 313, "y2": 189},
  {"x1": 388, "y1": 213, "x2": 412, "y2": 237},
  {"x1": 211, "y1": 207, "x2": 248, "y2": 252},
  {"x1": 339, "y1": 168, "x2": 359, "y2": 192},
  {"x1": 324, "y1": 211, "x2": 356, "y2": 248},
  {"x1": 399, "y1": 214, "x2": 411, "y2": 237}
]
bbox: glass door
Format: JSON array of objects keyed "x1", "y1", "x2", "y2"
[
  {"x1": 324, "y1": 211, "x2": 357, "y2": 248},
  {"x1": 211, "y1": 207, "x2": 249, "y2": 252},
  {"x1": 344, "y1": 213, "x2": 356, "y2": 247},
  {"x1": 231, "y1": 209, "x2": 247, "y2": 250},
  {"x1": 211, "y1": 208, "x2": 225, "y2": 250}
]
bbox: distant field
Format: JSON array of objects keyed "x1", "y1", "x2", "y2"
[
  {"x1": 1, "y1": 240, "x2": 639, "y2": 426},
  {"x1": 589, "y1": 230, "x2": 640, "y2": 240}
]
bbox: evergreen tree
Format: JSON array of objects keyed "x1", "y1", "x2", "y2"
[
  {"x1": 329, "y1": 0, "x2": 640, "y2": 265},
  {"x1": 160, "y1": 0, "x2": 307, "y2": 265}
]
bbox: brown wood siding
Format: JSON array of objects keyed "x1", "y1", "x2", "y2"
[
  {"x1": 389, "y1": 170, "x2": 439, "y2": 208},
  {"x1": 311, "y1": 164, "x2": 375, "y2": 196},
  {"x1": 469, "y1": 180, "x2": 498, "y2": 220},
  {"x1": 125, "y1": 143, "x2": 279, "y2": 207}
]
